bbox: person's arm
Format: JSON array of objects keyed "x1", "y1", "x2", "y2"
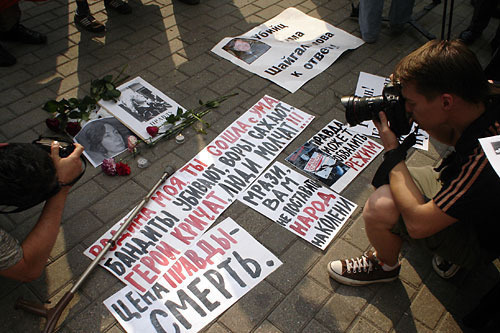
[
  {"x1": 375, "y1": 112, "x2": 457, "y2": 239},
  {"x1": 0, "y1": 142, "x2": 84, "y2": 282}
]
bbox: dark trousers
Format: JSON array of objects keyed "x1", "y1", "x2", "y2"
[
  {"x1": 468, "y1": 0, "x2": 499, "y2": 33},
  {"x1": 485, "y1": 48, "x2": 500, "y2": 80},
  {"x1": 0, "y1": 2, "x2": 21, "y2": 32}
]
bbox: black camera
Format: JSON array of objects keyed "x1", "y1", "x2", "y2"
[
  {"x1": 340, "y1": 82, "x2": 413, "y2": 137},
  {"x1": 34, "y1": 137, "x2": 75, "y2": 158}
]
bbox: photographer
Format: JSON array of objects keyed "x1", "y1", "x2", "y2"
[
  {"x1": 0, "y1": 141, "x2": 84, "y2": 282},
  {"x1": 328, "y1": 40, "x2": 500, "y2": 286}
]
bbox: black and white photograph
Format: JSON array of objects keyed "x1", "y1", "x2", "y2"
[
  {"x1": 98, "y1": 77, "x2": 183, "y2": 141},
  {"x1": 118, "y1": 82, "x2": 171, "y2": 123},
  {"x1": 222, "y1": 38, "x2": 271, "y2": 64},
  {"x1": 74, "y1": 117, "x2": 133, "y2": 167}
]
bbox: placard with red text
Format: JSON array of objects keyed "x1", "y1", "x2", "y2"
[
  {"x1": 304, "y1": 119, "x2": 384, "y2": 192},
  {"x1": 104, "y1": 218, "x2": 281, "y2": 333},
  {"x1": 84, "y1": 95, "x2": 313, "y2": 294},
  {"x1": 238, "y1": 162, "x2": 357, "y2": 249}
]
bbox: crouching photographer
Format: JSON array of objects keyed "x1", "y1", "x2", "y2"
[
  {"x1": 0, "y1": 140, "x2": 84, "y2": 282},
  {"x1": 328, "y1": 40, "x2": 500, "y2": 286}
]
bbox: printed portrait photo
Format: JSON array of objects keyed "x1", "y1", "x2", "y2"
[
  {"x1": 492, "y1": 140, "x2": 500, "y2": 155},
  {"x1": 222, "y1": 38, "x2": 271, "y2": 65},
  {"x1": 118, "y1": 82, "x2": 172, "y2": 123},
  {"x1": 74, "y1": 117, "x2": 133, "y2": 167}
]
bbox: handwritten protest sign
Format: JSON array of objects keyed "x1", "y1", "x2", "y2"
[
  {"x1": 348, "y1": 72, "x2": 429, "y2": 150},
  {"x1": 211, "y1": 7, "x2": 364, "y2": 93},
  {"x1": 104, "y1": 218, "x2": 281, "y2": 333},
  {"x1": 85, "y1": 96, "x2": 314, "y2": 294},
  {"x1": 238, "y1": 162, "x2": 357, "y2": 250}
]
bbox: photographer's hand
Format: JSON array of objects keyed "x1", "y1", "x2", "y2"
[
  {"x1": 51, "y1": 142, "x2": 84, "y2": 186},
  {"x1": 374, "y1": 111, "x2": 399, "y2": 151},
  {"x1": 0, "y1": 142, "x2": 85, "y2": 281}
]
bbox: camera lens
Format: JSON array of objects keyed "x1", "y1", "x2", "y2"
[{"x1": 341, "y1": 95, "x2": 385, "y2": 126}]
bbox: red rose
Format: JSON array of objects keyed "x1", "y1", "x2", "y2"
[
  {"x1": 116, "y1": 162, "x2": 131, "y2": 176},
  {"x1": 146, "y1": 126, "x2": 159, "y2": 137},
  {"x1": 65, "y1": 122, "x2": 81, "y2": 136},
  {"x1": 46, "y1": 118, "x2": 60, "y2": 132}
]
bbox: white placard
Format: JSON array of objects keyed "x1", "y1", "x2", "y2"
[
  {"x1": 238, "y1": 162, "x2": 357, "y2": 250},
  {"x1": 211, "y1": 7, "x2": 364, "y2": 93},
  {"x1": 85, "y1": 95, "x2": 313, "y2": 294},
  {"x1": 104, "y1": 218, "x2": 282, "y2": 333}
]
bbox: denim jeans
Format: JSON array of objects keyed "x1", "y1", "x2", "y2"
[{"x1": 359, "y1": 0, "x2": 415, "y2": 43}]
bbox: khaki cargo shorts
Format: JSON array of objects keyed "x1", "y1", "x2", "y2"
[{"x1": 391, "y1": 166, "x2": 486, "y2": 269}]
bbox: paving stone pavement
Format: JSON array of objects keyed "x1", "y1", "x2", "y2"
[{"x1": 1, "y1": 0, "x2": 499, "y2": 332}]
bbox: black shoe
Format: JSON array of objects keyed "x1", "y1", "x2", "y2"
[
  {"x1": 179, "y1": 0, "x2": 200, "y2": 5},
  {"x1": 327, "y1": 251, "x2": 400, "y2": 286},
  {"x1": 350, "y1": 3, "x2": 359, "y2": 18},
  {"x1": 74, "y1": 14, "x2": 106, "y2": 33},
  {"x1": 0, "y1": 23, "x2": 47, "y2": 44},
  {"x1": 491, "y1": 37, "x2": 500, "y2": 53},
  {"x1": 432, "y1": 255, "x2": 460, "y2": 279},
  {"x1": 458, "y1": 29, "x2": 481, "y2": 45},
  {"x1": 0, "y1": 43, "x2": 16, "y2": 67},
  {"x1": 104, "y1": 0, "x2": 132, "y2": 14}
]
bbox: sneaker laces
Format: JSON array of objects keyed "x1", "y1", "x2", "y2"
[{"x1": 345, "y1": 254, "x2": 373, "y2": 273}]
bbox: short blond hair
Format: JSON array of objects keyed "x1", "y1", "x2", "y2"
[{"x1": 394, "y1": 40, "x2": 488, "y2": 103}]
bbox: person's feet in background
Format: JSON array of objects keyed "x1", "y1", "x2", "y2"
[
  {"x1": 104, "y1": 0, "x2": 132, "y2": 14},
  {"x1": 75, "y1": 0, "x2": 105, "y2": 33},
  {"x1": 458, "y1": 0, "x2": 500, "y2": 46},
  {"x1": 358, "y1": 0, "x2": 415, "y2": 44},
  {"x1": 0, "y1": 23, "x2": 47, "y2": 44},
  {"x1": 0, "y1": 22, "x2": 47, "y2": 67},
  {"x1": 0, "y1": 43, "x2": 16, "y2": 67},
  {"x1": 458, "y1": 29, "x2": 481, "y2": 44},
  {"x1": 75, "y1": 0, "x2": 132, "y2": 33},
  {"x1": 179, "y1": 0, "x2": 200, "y2": 4}
]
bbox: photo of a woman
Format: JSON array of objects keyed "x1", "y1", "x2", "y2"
[
  {"x1": 222, "y1": 38, "x2": 271, "y2": 64},
  {"x1": 74, "y1": 117, "x2": 133, "y2": 167}
]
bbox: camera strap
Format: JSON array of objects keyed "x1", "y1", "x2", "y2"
[{"x1": 371, "y1": 129, "x2": 417, "y2": 188}]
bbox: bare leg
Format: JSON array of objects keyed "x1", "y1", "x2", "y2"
[{"x1": 363, "y1": 185, "x2": 402, "y2": 266}]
